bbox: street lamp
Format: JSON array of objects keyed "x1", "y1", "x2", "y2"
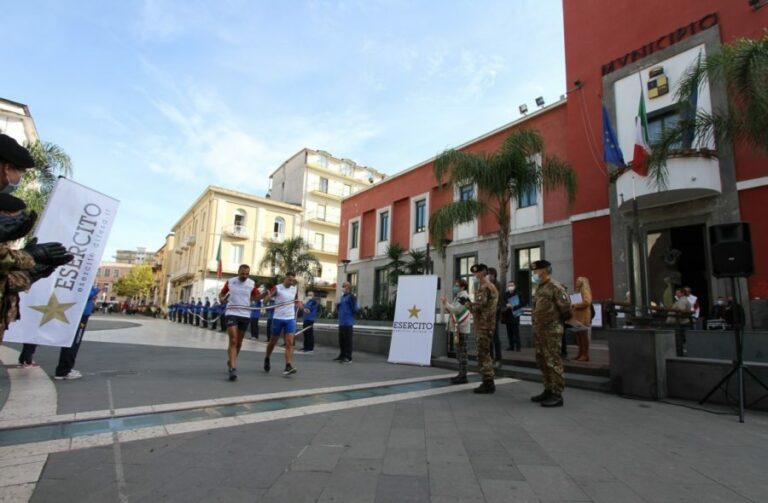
[{"x1": 340, "y1": 259, "x2": 351, "y2": 274}]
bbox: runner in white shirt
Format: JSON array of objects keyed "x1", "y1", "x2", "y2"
[
  {"x1": 219, "y1": 264, "x2": 265, "y2": 381},
  {"x1": 263, "y1": 272, "x2": 302, "y2": 376}
]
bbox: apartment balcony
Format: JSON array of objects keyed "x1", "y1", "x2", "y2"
[
  {"x1": 615, "y1": 154, "x2": 721, "y2": 212},
  {"x1": 308, "y1": 242, "x2": 339, "y2": 256},
  {"x1": 306, "y1": 211, "x2": 340, "y2": 227},
  {"x1": 307, "y1": 183, "x2": 347, "y2": 201},
  {"x1": 222, "y1": 224, "x2": 250, "y2": 239},
  {"x1": 307, "y1": 278, "x2": 337, "y2": 290},
  {"x1": 185, "y1": 235, "x2": 196, "y2": 246},
  {"x1": 265, "y1": 232, "x2": 285, "y2": 243}
]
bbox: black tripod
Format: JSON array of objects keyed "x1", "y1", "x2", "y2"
[{"x1": 699, "y1": 277, "x2": 768, "y2": 422}]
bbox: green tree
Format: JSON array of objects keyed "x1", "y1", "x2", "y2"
[
  {"x1": 429, "y1": 129, "x2": 577, "y2": 287},
  {"x1": 385, "y1": 242, "x2": 408, "y2": 286},
  {"x1": 405, "y1": 249, "x2": 427, "y2": 274},
  {"x1": 16, "y1": 140, "x2": 73, "y2": 216},
  {"x1": 259, "y1": 237, "x2": 321, "y2": 283},
  {"x1": 113, "y1": 265, "x2": 154, "y2": 300},
  {"x1": 648, "y1": 33, "x2": 768, "y2": 187}
]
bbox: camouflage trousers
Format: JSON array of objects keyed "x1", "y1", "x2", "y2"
[
  {"x1": 534, "y1": 330, "x2": 564, "y2": 393},
  {"x1": 454, "y1": 331, "x2": 468, "y2": 376},
  {"x1": 476, "y1": 329, "x2": 495, "y2": 380}
]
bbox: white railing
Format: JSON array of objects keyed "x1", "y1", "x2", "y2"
[{"x1": 223, "y1": 224, "x2": 249, "y2": 238}]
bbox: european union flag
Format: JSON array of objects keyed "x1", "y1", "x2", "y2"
[{"x1": 602, "y1": 105, "x2": 626, "y2": 167}]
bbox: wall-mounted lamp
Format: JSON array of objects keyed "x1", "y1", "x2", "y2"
[
  {"x1": 535, "y1": 96, "x2": 545, "y2": 107},
  {"x1": 340, "y1": 259, "x2": 351, "y2": 273},
  {"x1": 518, "y1": 103, "x2": 528, "y2": 115}
]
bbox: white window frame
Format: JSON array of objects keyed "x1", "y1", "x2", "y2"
[
  {"x1": 375, "y1": 206, "x2": 392, "y2": 256},
  {"x1": 453, "y1": 183, "x2": 478, "y2": 240},
  {"x1": 348, "y1": 216, "x2": 361, "y2": 261},
  {"x1": 409, "y1": 192, "x2": 429, "y2": 250}
]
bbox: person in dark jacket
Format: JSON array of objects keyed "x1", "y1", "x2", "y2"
[
  {"x1": 335, "y1": 282, "x2": 358, "y2": 364},
  {"x1": 301, "y1": 292, "x2": 319, "y2": 353},
  {"x1": 502, "y1": 281, "x2": 523, "y2": 351}
]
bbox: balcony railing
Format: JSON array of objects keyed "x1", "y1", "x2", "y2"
[
  {"x1": 223, "y1": 224, "x2": 249, "y2": 239},
  {"x1": 268, "y1": 232, "x2": 285, "y2": 242},
  {"x1": 615, "y1": 155, "x2": 722, "y2": 211},
  {"x1": 308, "y1": 242, "x2": 339, "y2": 254},
  {"x1": 307, "y1": 183, "x2": 349, "y2": 200},
  {"x1": 306, "y1": 211, "x2": 341, "y2": 226}
]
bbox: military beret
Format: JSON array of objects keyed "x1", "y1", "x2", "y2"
[
  {"x1": 470, "y1": 263, "x2": 487, "y2": 273},
  {"x1": 530, "y1": 259, "x2": 551, "y2": 270},
  {"x1": 0, "y1": 134, "x2": 35, "y2": 169},
  {"x1": 0, "y1": 194, "x2": 27, "y2": 212}
]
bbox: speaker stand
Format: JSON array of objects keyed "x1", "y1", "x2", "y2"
[{"x1": 699, "y1": 277, "x2": 768, "y2": 422}]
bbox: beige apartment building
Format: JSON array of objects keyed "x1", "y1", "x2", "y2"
[
  {"x1": 165, "y1": 186, "x2": 303, "y2": 304},
  {"x1": 0, "y1": 97, "x2": 38, "y2": 146},
  {"x1": 269, "y1": 149, "x2": 386, "y2": 306}
]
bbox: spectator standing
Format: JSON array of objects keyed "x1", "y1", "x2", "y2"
[
  {"x1": 487, "y1": 267, "x2": 504, "y2": 367},
  {"x1": 570, "y1": 276, "x2": 593, "y2": 362},
  {"x1": 502, "y1": 281, "x2": 523, "y2": 351},
  {"x1": 466, "y1": 264, "x2": 498, "y2": 393},
  {"x1": 301, "y1": 291, "x2": 319, "y2": 353},
  {"x1": 666, "y1": 287, "x2": 692, "y2": 356},
  {"x1": 249, "y1": 297, "x2": 261, "y2": 340},
  {"x1": 336, "y1": 282, "x2": 358, "y2": 363},
  {"x1": 54, "y1": 285, "x2": 99, "y2": 380}
]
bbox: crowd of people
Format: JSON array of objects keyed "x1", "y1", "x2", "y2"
[{"x1": 166, "y1": 265, "x2": 360, "y2": 381}]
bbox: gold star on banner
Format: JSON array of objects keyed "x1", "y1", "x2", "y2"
[
  {"x1": 29, "y1": 293, "x2": 77, "y2": 326},
  {"x1": 408, "y1": 305, "x2": 421, "y2": 318}
]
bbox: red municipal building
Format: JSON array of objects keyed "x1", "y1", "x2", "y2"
[{"x1": 338, "y1": 0, "x2": 768, "y2": 326}]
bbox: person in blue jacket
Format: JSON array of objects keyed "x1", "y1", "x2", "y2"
[
  {"x1": 54, "y1": 285, "x2": 100, "y2": 380},
  {"x1": 335, "y1": 282, "x2": 359, "y2": 364},
  {"x1": 210, "y1": 300, "x2": 220, "y2": 330},
  {"x1": 219, "y1": 299, "x2": 228, "y2": 332},
  {"x1": 194, "y1": 298, "x2": 202, "y2": 327},
  {"x1": 264, "y1": 291, "x2": 275, "y2": 338},
  {"x1": 202, "y1": 297, "x2": 211, "y2": 328},
  {"x1": 301, "y1": 291, "x2": 319, "y2": 353},
  {"x1": 249, "y1": 297, "x2": 261, "y2": 340}
]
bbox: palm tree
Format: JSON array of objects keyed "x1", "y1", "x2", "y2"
[
  {"x1": 16, "y1": 140, "x2": 73, "y2": 216},
  {"x1": 259, "y1": 237, "x2": 321, "y2": 283},
  {"x1": 429, "y1": 129, "x2": 577, "y2": 287},
  {"x1": 648, "y1": 33, "x2": 768, "y2": 187},
  {"x1": 405, "y1": 249, "x2": 427, "y2": 274},
  {"x1": 385, "y1": 242, "x2": 408, "y2": 286}
]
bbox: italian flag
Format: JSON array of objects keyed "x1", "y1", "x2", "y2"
[
  {"x1": 216, "y1": 239, "x2": 223, "y2": 279},
  {"x1": 632, "y1": 93, "x2": 651, "y2": 176}
]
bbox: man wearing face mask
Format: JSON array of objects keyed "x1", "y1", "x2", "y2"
[
  {"x1": 336, "y1": 282, "x2": 358, "y2": 364},
  {"x1": 530, "y1": 260, "x2": 571, "y2": 407},
  {"x1": 502, "y1": 281, "x2": 523, "y2": 351},
  {"x1": 466, "y1": 263, "x2": 498, "y2": 393}
]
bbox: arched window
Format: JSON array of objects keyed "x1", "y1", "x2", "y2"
[
  {"x1": 273, "y1": 217, "x2": 285, "y2": 240},
  {"x1": 234, "y1": 209, "x2": 246, "y2": 228}
]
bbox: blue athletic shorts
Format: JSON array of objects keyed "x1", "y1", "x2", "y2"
[{"x1": 271, "y1": 318, "x2": 296, "y2": 336}]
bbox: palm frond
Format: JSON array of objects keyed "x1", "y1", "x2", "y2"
[
  {"x1": 428, "y1": 199, "x2": 486, "y2": 247},
  {"x1": 433, "y1": 149, "x2": 488, "y2": 189},
  {"x1": 540, "y1": 155, "x2": 578, "y2": 202}
]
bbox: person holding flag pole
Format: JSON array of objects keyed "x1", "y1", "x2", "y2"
[{"x1": 441, "y1": 279, "x2": 472, "y2": 384}]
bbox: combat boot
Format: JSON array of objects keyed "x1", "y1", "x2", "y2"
[
  {"x1": 450, "y1": 374, "x2": 468, "y2": 384},
  {"x1": 530, "y1": 390, "x2": 551, "y2": 402},
  {"x1": 540, "y1": 392, "x2": 564, "y2": 407},
  {"x1": 473, "y1": 379, "x2": 496, "y2": 394}
]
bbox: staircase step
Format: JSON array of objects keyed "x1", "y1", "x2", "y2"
[{"x1": 431, "y1": 357, "x2": 612, "y2": 393}]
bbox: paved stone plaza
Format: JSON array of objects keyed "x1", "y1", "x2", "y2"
[{"x1": 0, "y1": 316, "x2": 766, "y2": 502}]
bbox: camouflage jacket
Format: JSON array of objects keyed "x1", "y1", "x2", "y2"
[
  {"x1": 0, "y1": 247, "x2": 36, "y2": 336},
  {"x1": 469, "y1": 280, "x2": 498, "y2": 331},
  {"x1": 532, "y1": 277, "x2": 570, "y2": 335}
]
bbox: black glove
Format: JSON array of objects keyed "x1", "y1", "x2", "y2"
[
  {"x1": 23, "y1": 238, "x2": 75, "y2": 267},
  {"x1": 0, "y1": 211, "x2": 37, "y2": 242},
  {"x1": 27, "y1": 264, "x2": 57, "y2": 283}
]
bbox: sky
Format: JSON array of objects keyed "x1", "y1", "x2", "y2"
[{"x1": 3, "y1": 0, "x2": 566, "y2": 260}]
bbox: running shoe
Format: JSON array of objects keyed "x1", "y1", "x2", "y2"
[
  {"x1": 264, "y1": 357, "x2": 271, "y2": 372},
  {"x1": 228, "y1": 368, "x2": 237, "y2": 381},
  {"x1": 54, "y1": 370, "x2": 83, "y2": 381},
  {"x1": 282, "y1": 364, "x2": 297, "y2": 376},
  {"x1": 341, "y1": 358, "x2": 352, "y2": 365},
  {"x1": 332, "y1": 356, "x2": 343, "y2": 361}
]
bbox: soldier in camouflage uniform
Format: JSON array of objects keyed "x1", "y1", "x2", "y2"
[
  {"x1": 530, "y1": 259, "x2": 571, "y2": 407},
  {"x1": 467, "y1": 263, "x2": 498, "y2": 394}
]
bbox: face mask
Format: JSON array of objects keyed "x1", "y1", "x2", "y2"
[
  {"x1": 452, "y1": 286, "x2": 459, "y2": 295},
  {"x1": 472, "y1": 277, "x2": 480, "y2": 287},
  {"x1": 716, "y1": 300, "x2": 724, "y2": 306},
  {"x1": 307, "y1": 295, "x2": 314, "y2": 300},
  {"x1": 507, "y1": 286, "x2": 515, "y2": 292},
  {"x1": 531, "y1": 273, "x2": 541, "y2": 284}
]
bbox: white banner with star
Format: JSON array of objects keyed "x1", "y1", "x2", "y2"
[
  {"x1": 387, "y1": 275, "x2": 438, "y2": 366},
  {"x1": 5, "y1": 178, "x2": 119, "y2": 347}
]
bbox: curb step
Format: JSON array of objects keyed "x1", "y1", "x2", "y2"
[{"x1": 431, "y1": 358, "x2": 612, "y2": 393}]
